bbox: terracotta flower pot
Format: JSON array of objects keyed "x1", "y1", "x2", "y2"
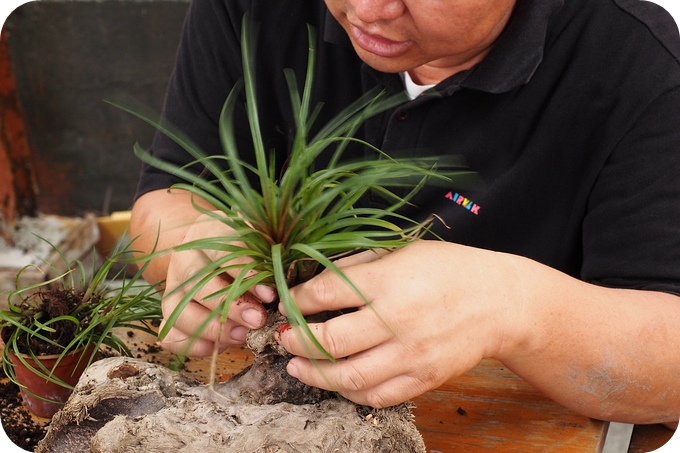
[{"x1": 8, "y1": 344, "x2": 100, "y2": 418}]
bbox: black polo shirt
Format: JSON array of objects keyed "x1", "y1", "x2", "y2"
[{"x1": 137, "y1": 0, "x2": 680, "y2": 295}]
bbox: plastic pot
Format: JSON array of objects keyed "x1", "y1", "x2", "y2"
[{"x1": 8, "y1": 344, "x2": 99, "y2": 418}]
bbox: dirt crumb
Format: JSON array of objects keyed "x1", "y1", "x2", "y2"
[{"x1": 0, "y1": 379, "x2": 49, "y2": 451}]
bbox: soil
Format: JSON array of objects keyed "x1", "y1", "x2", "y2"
[
  {"x1": 1, "y1": 289, "x2": 93, "y2": 356},
  {"x1": 0, "y1": 367, "x2": 49, "y2": 451},
  {"x1": 230, "y1": 309, "x2": 337, "y2": 406}
]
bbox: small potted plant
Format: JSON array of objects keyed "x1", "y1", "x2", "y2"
[{"x1": 0, "y1": 240, "x2": 162, "y2": 418}]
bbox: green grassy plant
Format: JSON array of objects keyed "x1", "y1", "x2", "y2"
[
  {"x1": 0, "y1": 239, "x2": 162, "y2": 398},
  {"x1": 114, "y1": 16, "x2": 474, "y2": 377}
]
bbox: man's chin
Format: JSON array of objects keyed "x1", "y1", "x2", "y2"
[{"x1": 352, "y1": 46, "x2": 415, "y2": 75}]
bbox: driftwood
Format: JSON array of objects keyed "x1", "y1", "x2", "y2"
[
  {"x1": 37, "y1": 356, "x2": 426, "y2": 453},
  {"x1": 38, "y1": 310, "x2": 426, "y2": 452}
]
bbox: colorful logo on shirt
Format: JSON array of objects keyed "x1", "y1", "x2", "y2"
[{"x1": 445, "y1": 192, "x2": 481, "y2": 215}]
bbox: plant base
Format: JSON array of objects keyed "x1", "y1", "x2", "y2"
[{"x1": 36, "y1": 357, "x2": 426, "y2": 452}]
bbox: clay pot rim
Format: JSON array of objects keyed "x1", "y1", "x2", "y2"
[{"x1": 9, "y1": 346, "x2": 97, "y2": 361}]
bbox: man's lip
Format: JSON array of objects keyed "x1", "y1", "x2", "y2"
[{"x1": 349, "y1": 24, "x2": 411, "y2": 58}]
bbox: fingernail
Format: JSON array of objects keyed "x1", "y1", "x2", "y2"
[
  {"x1": 286, "y1": 359, "x2": 300, "y2": 378},
  {"x1": 274, "y1": 323, "x2": 290, "y2": 344},
  {"x1": 255, "y1": 284, "x2": 276, "y2": 302},
  {"x1": 230, "y1": 326, "x2": 248, "y2": 343},
  {"x1": 242, "y1": 308, "x2": 263, "y2": 328}
]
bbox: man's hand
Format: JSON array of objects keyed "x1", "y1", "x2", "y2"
[
  {"x1": 160, "y1": 211, "x2": 276, "y2": 356},
  {"x1": 130, "y1": 189, "x2": 276, "y2": 357},
  {"x1": 275, "y1": 240, "x2": 527, "y2": 408}
]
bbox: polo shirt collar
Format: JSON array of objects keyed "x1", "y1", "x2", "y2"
[
  {"x1": 462, "y1": 0, "x2": 564, "y2": 94},
  {"x1": 323, "y1": 0, "x2": 564, "y2": 95}
]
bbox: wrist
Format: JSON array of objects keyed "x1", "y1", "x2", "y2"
[
  {"x1": 489, "y1": 253, "x2": 556, "y2": 364},
  {"x1": 130, "y1": 188, "x2": 213, "y2": 284}
]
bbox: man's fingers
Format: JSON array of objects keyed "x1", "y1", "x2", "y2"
[
  {"x1": 284, "y1": 341, "x2": 432, "y2": 408},
  {"x1": 332, "y1": 249, "x2": 389, "y2": 268},
  {"x1": 160, "y1": 324, "x2": 233, "y2": 357},
  {"x1": 280, "y1": 249, "x2": 390, "y2": 316},
  {"x1": 165, "y1": 250, "x2": 268, "y2": 329},
  {"x1": 338, "y1": 374, "x2": 431, "y2": 409},
  {"x1": 277, "y1": 309, "x2": 393, "y2": 359},
  {"x1": 188, "y1": 276, "x2": 268, "y2": 329},
  {"x1": 160, "y1": 298, "x2": 246, "y2": 346},
  {"x1": 286, "y1": 266, "x2": 375, "y2": 315}
]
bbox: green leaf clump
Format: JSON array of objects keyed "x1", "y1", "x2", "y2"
[
  {"x1": 0, "y1": 238, "x2": 162, "y2": 396},
  {"x1": 115, "y1": 16, "x2": 474, "y2": 361}
]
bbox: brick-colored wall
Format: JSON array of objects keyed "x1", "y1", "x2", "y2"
[{"x1": 0, "y1": 27, "x2": 36, "y2": 235}]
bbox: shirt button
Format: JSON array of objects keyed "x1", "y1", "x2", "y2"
[{"x1": 396, "y1": 110, "x2": 410, "y2": 122}]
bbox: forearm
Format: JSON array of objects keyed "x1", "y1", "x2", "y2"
[
  {"x1": 497, "y1": 259, "x2": 680, "y2": 424},
  {"x1": 129, "y1": 188, "x2": 214, "y2": 286}
]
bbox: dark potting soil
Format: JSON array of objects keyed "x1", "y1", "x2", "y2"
[
  {"x1": 0, "y1": 376, "x2": 49, "y2": 451},
  {"x1": 1, "y1": 288, "x2": 93, "y2": 356}
]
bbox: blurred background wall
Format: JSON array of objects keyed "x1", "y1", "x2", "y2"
[{"x1": 1, "y1": 0, "x2": 190, "y2": 219}]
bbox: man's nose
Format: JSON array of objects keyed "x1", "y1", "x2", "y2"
[{"x1": 350, "y1": 0, "x2": 406, "y2": 23}]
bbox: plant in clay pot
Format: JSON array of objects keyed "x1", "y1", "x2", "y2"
[
  {"x1": 0, "y1": 240, "x2": 163, "y2": 418},
  {"x1": 35, "y1": 18, "x2": 475, "y2": 452}
]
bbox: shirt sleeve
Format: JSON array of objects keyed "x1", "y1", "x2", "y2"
[{"x1": 581, "y1": 85, "x2": 680, "y2": 296}]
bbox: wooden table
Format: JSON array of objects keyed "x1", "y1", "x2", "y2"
[
  {"x1": 409, "y1": 359, "x2": 607, "y2": 452},
  {"x1": 129, "y1": 330, "x2": 610, "y2": 452}
]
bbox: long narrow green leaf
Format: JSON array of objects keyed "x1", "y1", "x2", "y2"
[{"x1": 271, "y1": 244, "x2": 334, "y2": 361}]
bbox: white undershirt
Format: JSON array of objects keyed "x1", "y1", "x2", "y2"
[{"x1": 402, "y1": 71, "x2": 436, "y2": 100}]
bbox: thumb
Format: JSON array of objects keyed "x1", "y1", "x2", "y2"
[{"x1": 285, "y1": 265, "x2": 372, "y2": 316}]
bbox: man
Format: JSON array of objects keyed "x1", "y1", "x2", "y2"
[{"x1": 131, "y1": 0, "x2": 680, "y2": 427}]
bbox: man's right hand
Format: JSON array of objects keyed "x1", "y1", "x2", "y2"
[{"x1": 130, "y1": 189, "x2": 275, "y2": 357}]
